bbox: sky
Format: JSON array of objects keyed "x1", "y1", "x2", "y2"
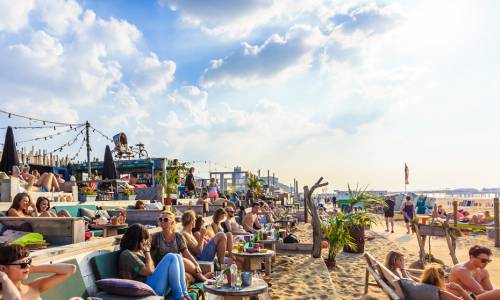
[{"x1": 1, "y1": 0, "x2": 500, "y2": 192}]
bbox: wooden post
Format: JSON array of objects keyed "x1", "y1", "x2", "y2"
[
  {"x1": 494, "y1": 198, "x2": 499, "y2": 247},
  {"x1": 304, "y1": 185, "x2": 309, "y2": 223},
  {"x1": 453, "y1": 201, "x2": 458, "y2": 227},
  {"x1": 304, "y1": 177, "x2": 328, "y2": 258}
]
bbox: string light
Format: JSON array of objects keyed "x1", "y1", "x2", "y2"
[
  {"x1": 0, "y1": 109, "x2": 84, "y2": 126},
  {"x1": 17, "y1": 125, "x2": 83, "y2": 144}
]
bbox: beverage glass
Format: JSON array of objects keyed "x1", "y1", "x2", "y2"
[{"x1": 236, "y1": 273, "x2": 243, "y2": 290}]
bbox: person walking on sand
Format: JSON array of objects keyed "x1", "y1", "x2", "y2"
[
  {"x1": 448, "y1": 245, "x2": 500, "y2": 299},
  {"x1": 401, "y1": 196, "x2": 415, "y2": 234},
  {"x1": 384, "y1": 196, "x2": 395, "y2": 233}
]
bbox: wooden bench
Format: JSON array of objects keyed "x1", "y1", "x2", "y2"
[
  {"x1": 0, "y1": 217, "x2": 85, "y2": 245},
  {"x1": 364, "y1": 252, "x2": 403, "y2": 300}
]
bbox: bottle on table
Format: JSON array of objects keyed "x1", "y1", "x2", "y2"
[{"x1": 230, "y1": 262, "x2": 238, "y2": 288}]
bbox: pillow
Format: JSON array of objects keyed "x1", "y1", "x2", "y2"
[
  {"x1": 96, "y1": 278, "x2": 156, "y2": 297},
  {"x1": 79, "y1": 207, "x2": 96, "y2": 219},
  {"x1": 97, "y1": 209, "x2": 110, "y2": 219},
  {"x1": 398, "y1": 278, "x2": 440, "y2": 300}
]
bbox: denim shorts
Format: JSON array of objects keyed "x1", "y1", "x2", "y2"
[{"x1": 197, "y1": 238, "x2": 217, "y2": 261}]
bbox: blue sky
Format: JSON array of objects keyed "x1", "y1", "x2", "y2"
[{"x1": 1, "y1": 0, "x2": 500, "y2": 191}]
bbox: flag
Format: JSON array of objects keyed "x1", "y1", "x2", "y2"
[{"x1": 404, "y1": 163, "x2": 409, "y2": 185}]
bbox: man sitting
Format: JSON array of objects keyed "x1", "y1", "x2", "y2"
[
  {"x1": 196, "y1": 192, "x2": 211, "y2": 205},
  {"x1": 224, "y1": 207, "x2": 247, "y2": 235},
  {"x1": 242, "y1": 203, "x2": 262, "y2": 233},
  {"x1": 449, "y1": 245, "x2": 500, "y2": 298}
]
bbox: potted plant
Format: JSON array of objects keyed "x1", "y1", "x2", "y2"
[
  {"x1": 342, "y1": 185, "x2": 385, "y2": 254},
  {"x1": 246, "y1": 173, "x2": 265, "y2": 204},
  {"x1": 321, "y1": 213, "x2": 355, "y2": 268},
  {"x1": 79, "y1": 187, "x2": 97, "y2": 202},
  {"x1": 155, "y1": 162, "x2": 188, "y2": 205},
  {"x1": 118, "y1": 188, "x2": 136, "y2": 201}
]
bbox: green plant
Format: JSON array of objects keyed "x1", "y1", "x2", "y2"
[
  {"x1": 80, "y1": 187, "x2": 97, "y2": 196},
  {"x1": 321, "y1": 213, "x2": 355, "y2": 262},
  {"x1": 346, "y1": 184, "x2": 386, "y2": 210},
  {"x1": 346, "y1": 211, "x2": 379, "y2": 228},
  {"x1": 247, "y1": 173, "x2": 265, "y2": 198},
  {"x1": 122, "y1": 188, "x2": 135, "y2": 195},
  {"x1": 155, "y1": 160, "x2": 189, "y2": 195}
]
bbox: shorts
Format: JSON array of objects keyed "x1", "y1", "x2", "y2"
[
  {"x1": 384, "y1": 210, "x2": 394, "y2": 218},
  {"x1": 404, "y1": 215, "x2": 413, "y2": 223},
  {"x1": 197, "y1": 238, "x2": 217, "y2": 261},
  {"x1": 209, "y1": 191, "x2": 218, "y2": 198},
  {"x1": 40, "y1": 185, "x2": 49, "y2": 192}
]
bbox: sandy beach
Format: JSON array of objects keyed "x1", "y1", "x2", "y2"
[{"x1": 275, "y1": 217, "x2": 500, "y2": 300}]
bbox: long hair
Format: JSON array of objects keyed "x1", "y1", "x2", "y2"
[
  {"x1": 420, "y1": 264, "x2": 445, "y2": 289},
  {"x1": 120, "y1": 224, "x2": 150, "y2": 252},
  {"x1": 212, "y1": 208, "x2": 227, "y2": 225},
  {"x1": 0, "y1": 244, "x2": 29, "y2": 265},
  {"x1": 193, "y1": 215, "x2": 204, "y2": 233},
  {"x1": 385, "y1": 251, "x2": 404, "y2": 274},
  {"x1": 10, "y1": 193, "x2": 31, "y2": 214},
  {"x1": 36, "y1": 197, "x2": 50, "y2": 213}
]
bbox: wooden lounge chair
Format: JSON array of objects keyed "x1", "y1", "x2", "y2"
[{"x1": 364, "y1": 252, "x2": 403, "y2": 300}]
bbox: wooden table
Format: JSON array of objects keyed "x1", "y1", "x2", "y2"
[
  {"x1": 205, "y1": 277, "x2": 268, "y2": 300},
  {"x1": 91, "y1": 223, "x2": 128, "y2": 237},
  {"x1": 417, "y1": 215, "x2": 432, "y2": 225},
  {"x1": 233, "y1": 250, "x2": 274, "y2": 275},
  {"x1": 275, "y1": 219, "x2": 293, "y2": 234},
  {"x1": 261, "y1": 239, "x2": 280, "y2": 263}
]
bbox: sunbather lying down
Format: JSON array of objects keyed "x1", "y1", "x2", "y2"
[{"x1": 12, "y1": 166, "x2": 61, "y2": 192}]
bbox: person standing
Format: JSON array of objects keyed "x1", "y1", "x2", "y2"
[
  {"x1": 401, "y1": 196, "x2": 416, "y2": 234},
  {"x1": 185, "y1": 168, "x2": 196, "y2": 197},
  {"x1": 384, "y1": 196, "x2": 395, "y2": 233}
]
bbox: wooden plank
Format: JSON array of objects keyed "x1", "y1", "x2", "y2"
[{"x1": 495, "y1": 198, "x2": 500, "y2": 247}]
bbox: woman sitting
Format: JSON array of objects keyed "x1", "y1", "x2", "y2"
[
  {"x1": 35, "y1": 197, "x2": 70, "y2": 217},
  {"x1": 0, "y1": 244, "x2": 76, "y2": 300},
  {"x1": 119, "y1": 224, "x2": 190, "y2": 300},
  {"x1": 419, "y1": 264, "x2": 500, "y2": 300},
  {"x1": 134, "y1": 200, "x2": 146, "y2": 210},
  {"x1": 7, "y1": 193, "x2": 36, "y2": 217},
  {"x1": 151, "y1": 211, "x2": 211, "y2": 283},
  {"x1": 385, "y1": 251, "x2": 421, "y2": 281},
  {"x1": 181, "y1": 210, "x2": 234, "y2": 265}
]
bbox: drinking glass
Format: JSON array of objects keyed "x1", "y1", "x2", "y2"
[{"x1": 235, "y1": 273, "x2": 243, "y2": 290}]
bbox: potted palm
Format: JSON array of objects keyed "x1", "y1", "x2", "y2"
[
  {"x1": 246, "y1": 173, "x2": 265, "y2": 204},
  {"x1": 321, "y1": 213, "x2": 355, "y2": 268},
  {"x1": 343, "y1": 185, "x2": 385, "y2": 254}
]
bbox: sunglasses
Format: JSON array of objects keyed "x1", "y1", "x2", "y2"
[
  {"x1": 480, "y1": 258, "x2": 492, "y2": 264},
  {"x1": 7, "y1": 258, "x2": 32, "y2": 269},
  {"x1": 158, "y1": 217, "x2": 171, "y2": 222}
]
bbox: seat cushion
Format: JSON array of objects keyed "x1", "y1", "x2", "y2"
[
  {"x1": 91, "y1": 251, "x2": 120, "y2": 280},
  {"x1": 94, "y1": 291, "x2": 163, "y2": 300},
  {"x1": 399, "y1": 278, "x2": 440, "y2": 300},
  {"x1": 96, "y1": 279, "x2": 156, "y2": 297}
]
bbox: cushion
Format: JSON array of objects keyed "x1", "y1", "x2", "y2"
[
  {"x1": 97, "y1": 209, "x2": 110, "y2": 219},
  {"x1": 96, "y1": 279, "x2": 156, "y2": 297},
  {"x1": 90, "y1": 251, "x2": 120, "y2": 280},
  {"x1": 80, "y1": 207, "x2": 96, "y2": 219},
  {"x1": 398, "y1": 278, "x2": 440, "y2": 300}
]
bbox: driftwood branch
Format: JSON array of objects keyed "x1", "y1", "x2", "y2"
[{"x1": 304, "y1": 177, "x2": 329, "y2": 258}]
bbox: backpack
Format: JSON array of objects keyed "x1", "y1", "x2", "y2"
[{"x1": 284, "y1": 233, "x2": 299, "y2": 243}]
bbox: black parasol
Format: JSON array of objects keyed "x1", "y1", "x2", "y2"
[
  {"x1": 0, "y1": 126, "x2": 19, "y2": 175},
  {"x1": 102, "y1": 145, "x2": 118, "y2": 180}
]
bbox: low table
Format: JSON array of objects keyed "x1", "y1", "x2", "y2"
[
  {"x1": 275, "y1": 219, "x2": 294, "y2": 234},
  {"x1": 205, "y1": 278, "x2": 268, "y2": 300},
  {"x1": 261, "y1": 239, "x2": 280, "y2": 263},
  {"x1": 91, "y1": 223, "x2": 128, "y2": 237},
  {"x1": 233, "y1": 250, "x2": 274, "y2": 275}
]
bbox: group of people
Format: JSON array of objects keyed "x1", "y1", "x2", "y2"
[
  {"x1": 0, "y1": 165, "x2": 74, "y2": 194},
  {"x1": 385, "y1": 245, "x2": 500, "y2": 300},
  {"x1": 7, "y1": 193, "x2": 70, "y2": 218}
]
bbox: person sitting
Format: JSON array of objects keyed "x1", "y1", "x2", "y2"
[
  {"x1": 129, "y1": 172, "x2": 147, "y2": 189},
  {"x1": 181, "y1": 210, "x2": 233, "y2": 266},
  {"x1": 260, "y1": 202, "x2": 274, "y2": 224},
  {"x1": 196, "y1": 192, "x2": 210, "y2": 206},
  {"x1": 12, "y1": 166, "x2": 37, "y2": 192},
  {"x1": 62, "y1": 176, "x2": 77, "y2": 193},
  {"x1": 7, "y1": 193, "x2": 36, "y2": 217},
  {"x1": 421, "y1": 264, "x2": 500, "y2": 300},
  {"x1": 224, "y1": 207, "x2": 247, "y2": 235},
  {"x1": 449, "y1": 245, "x2": 500, "y2": 299},
  {"x1": 119, "y1": 224, "x2": 190, "y2": 300},
  {"x1": 35, "y1": 197, "x2": 70, "y2": 217},
  {"x1": 150, "y1": 211, "x2": 211, "y2": 283},
  {"x1": 482, "y1": 211, "x2": 494, "y2": 223},
  {"x1": 242, "y1": 203, "x2": 262, "y2": 233},
  {"x1": 134, "y1": 200, "x2": 146, "y2": 210},
  {"x1": 0, "y1": 244, "x2": 76, "y2": 300},
  {"x1": 229, "y1": 193, "x2": 241, "y2": 208},
  {"x1": 384, "y1": 250, "x2": 421, "y2": 281}
]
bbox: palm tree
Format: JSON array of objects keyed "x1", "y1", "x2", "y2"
[
  {"x1": 247, "y1": 173, "x2": 265, "y2": 198},
  {"x1": 346, "y1": 184, "x2": 386, "y2": 210}
]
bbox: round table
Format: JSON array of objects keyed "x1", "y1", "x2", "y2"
[
  {"x1": 205, "y1": 277, "x2": 268, "y2": 300},
  {"x1": 233, "y1": 250, "x2": 275, "y2": 275},
  {"x1": 91, "y1": 223, "x2": 128, "y2": 237}
]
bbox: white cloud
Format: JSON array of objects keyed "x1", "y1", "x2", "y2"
[
  {"x1": 202, "y1": 24, "x2": 326, "y2": 88},
  {"x1": 35, "y1": 0, "x2": 82, "y2": 36},
  {"x1": 133, "y1": 53, "x2": 176, "y2": 99},
  {"x1": 0, "y1": 0, "x2": 35, "y2": 32}
]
